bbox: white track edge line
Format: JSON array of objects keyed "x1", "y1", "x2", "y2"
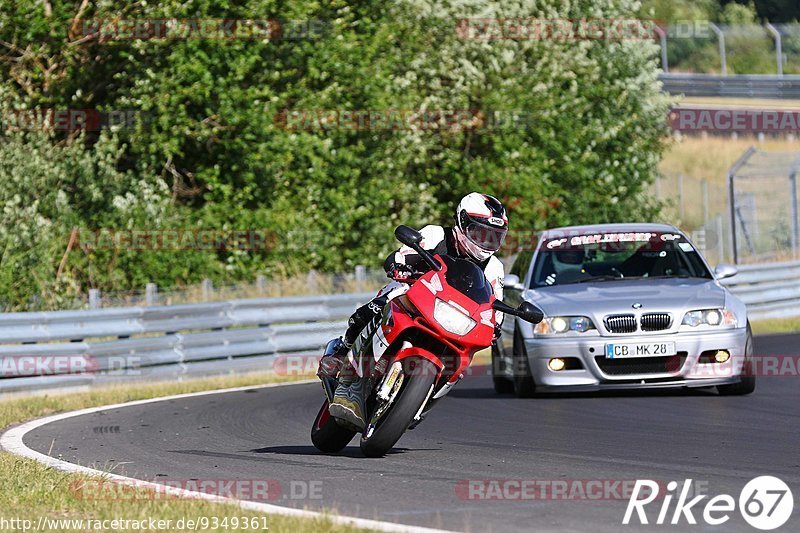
[{"x1": 0, "y1": 379, "x2": 454, "y2": 533}]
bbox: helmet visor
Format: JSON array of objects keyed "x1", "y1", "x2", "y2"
[{"x1": 464, "y1": 220, "x2": 507, "y2": 252}]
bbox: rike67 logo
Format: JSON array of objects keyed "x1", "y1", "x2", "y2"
[{"x1": 623, "y1": 476, "x2": 793, "y2": 530}]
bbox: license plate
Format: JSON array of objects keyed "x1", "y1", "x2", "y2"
[{"x1": 605, "y1": 342, "x2": 677, "y2": 359}]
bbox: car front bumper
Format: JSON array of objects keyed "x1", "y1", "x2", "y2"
[{"x1": 523, "y1": 327, "x2": 749, "y2": 392}]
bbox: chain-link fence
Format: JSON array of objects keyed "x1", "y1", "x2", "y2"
[
  {"x1": 728, "y1": 148, "x2": 800, "y2": 263},
  {"x1": 16, "y1": 266, "x2": 388, "y2": 312},
  {"x1": 659, "y1": 22, "x2": 800, "y2": 75},
  {"x1": 653, "y1": 173, "x2": 730, "y2": 265},
  {"x1": 655, "y1": 148, "x2": 800, "y2": 265}
]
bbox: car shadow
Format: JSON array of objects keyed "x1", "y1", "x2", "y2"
[{"x1": 448, "y1": 386, "x2": 718, "y2": 399}]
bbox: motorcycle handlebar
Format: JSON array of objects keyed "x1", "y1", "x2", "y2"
[
  {"x1": 493, "y1": 299, "x2": 544, "y2": 324},
  {"x1": 394, "y1": 225, "x2": 442, "y2": 271}
]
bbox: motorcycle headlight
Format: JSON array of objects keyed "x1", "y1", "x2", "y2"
[
  {"x1": 433, "y1": 298, "x2": 476, "y2": 336},
  {"x1": 534, "y1": 316, "x2": 596, "y2": 335},
  {"x1": 681, "y1": 308, "x2": 737, "y2": 328}
]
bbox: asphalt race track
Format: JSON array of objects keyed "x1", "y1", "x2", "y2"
[{"x1": 22, "y1": 333, "x2": 800, "y2": 532}]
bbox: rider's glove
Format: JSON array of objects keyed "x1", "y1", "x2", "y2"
[
  {"x1": 493, "y1": 323, "x2": 502, "y2": 341},
  {"x1": 387, "y1": 263, "x2": 418, "y2": 282}
]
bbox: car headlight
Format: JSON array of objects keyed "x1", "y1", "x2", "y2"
[
  {"x1": 433, "y1": 298, "x2": 476, "y2": 335},
  {"x1": 534, "y1": 316, "x2": 596, "y2": 335},
  {"x1": 681, "y1": 308, "x2": 737, "y2": 328}
]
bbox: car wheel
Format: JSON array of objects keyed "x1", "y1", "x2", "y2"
[
  {"x1": 717, "y1": 323, "x2": 756, "y2": 396},
  {"x1": 491, "y1": 343, "x2": 514, "y2": 394},
  {"x1": 512, "y1": 326, "x2": 537, "y2": 398}
]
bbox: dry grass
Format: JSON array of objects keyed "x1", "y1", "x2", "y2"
[
  {"x1": 658, "y1": 136, "x2": 799, "y2": 185},
  {"x1": 0, "y1": 372, "x2": 373, "y2": 533},
  {"x1": 750, "y1": 317, "x2": 800, "y2": 335}
]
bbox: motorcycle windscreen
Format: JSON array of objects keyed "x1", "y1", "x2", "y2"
[{"x1": 440, "y1": 255, "x2": 493, "y2": 304}]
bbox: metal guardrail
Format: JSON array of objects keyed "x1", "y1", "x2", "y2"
[
  {"x1": 0, "y1": 293, "x2": 372, "y2": 394},
  {"x1": 660, "y1": 74, "x2": 800, "y2": 99},
  {"x1": 0, "y1": 262, "x2": 797, "y2": 395},
  {"x1": 722, "y1": 260, "x2": 800, "y2": 319}
]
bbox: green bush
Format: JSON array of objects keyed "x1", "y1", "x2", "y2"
[{"x1": 0, "y1": 0, "x2": 669, "y2": 309}]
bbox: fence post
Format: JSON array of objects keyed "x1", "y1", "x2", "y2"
[
  {"x1": 716, "y1": 214, "x2": 725, "y2": 263},
  {"x1": 201, "y1": 279, "x2": 213, "y2": 301},
  {"x1": 145, "y1": 283, "x2": 158, "y2": 306},
  {"x1": 306, "y1": 270, "x2": 317, "y2": 291},
  {"x1": 89, "y1": 289, "x2": 101, "y2": 309},
  {"x1": 355, "y1": 265, "x2": 366, "y2": 291},
  {"x1": 709, "y1": 23, "x2": 727, "y2": 75},
  {"x1": 654, "y1": 24, "x2": 668, "y2": 73},
  {"x1": 766, "y1": 23, "x2": 783, "y2": 77},
  {"x1": 256, "y1": 275, "x2": 267, "y2": 294},
  {"x1": 702, "y1": 179, "x2": 709, "y2": 224}
]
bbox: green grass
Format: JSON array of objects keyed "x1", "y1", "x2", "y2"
[{"x1": 0, "y1": 371, "x2": 373, "y2": 533}]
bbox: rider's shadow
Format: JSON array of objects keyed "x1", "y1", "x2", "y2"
[{"x1": 250, "y1": 445, "x2": 426, "y2": 458}]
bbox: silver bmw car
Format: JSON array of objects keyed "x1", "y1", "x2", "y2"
[{"x1": 493, "y1": 223, "x2": 755, "y2": 396}]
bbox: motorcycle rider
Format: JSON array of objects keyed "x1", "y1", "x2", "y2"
[{"x1": 319, "y1": 192, "x2": 509, "y2": 430}]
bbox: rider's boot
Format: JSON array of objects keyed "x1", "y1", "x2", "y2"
[
  {"x1": 329, "y1": 374, "x2": 367, "y2": 431},
  {"x1": 325, "y1": 295, "x2": 388, "y2": 431}
]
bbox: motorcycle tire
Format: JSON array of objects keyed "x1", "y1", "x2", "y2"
[
  {"x1": 311, "y1": 399, "x2": 357, "y2": 452},
  {"x1": 360, "y1": 357, "x2": 437, "y2": 458}
]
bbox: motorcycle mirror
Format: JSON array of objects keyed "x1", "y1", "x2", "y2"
[
  {"x1": 395, "y1": 225, "x2": 423, "y2": 247},
  {"x1": 516, "y1": 301, "x2": 544, "y2": 324}
]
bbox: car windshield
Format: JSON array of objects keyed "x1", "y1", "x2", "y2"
[
  {"x1": 440, "y1": 255, "x2": 493, "y2": 304},
  {"x1": 531, "y1": 230, "x2": 713, "y2": 288}
]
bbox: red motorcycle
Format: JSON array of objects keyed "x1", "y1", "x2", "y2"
[{"x1": 311, "y1": 225, "x2": 544, "y2": 457}]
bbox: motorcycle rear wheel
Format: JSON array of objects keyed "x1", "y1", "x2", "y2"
[
  {"x1": 360, "y1": 357, "x2": 437, "y2": 458},
  {"x1": 311, "y1": 399, "x2": 357, "y2": 452}
]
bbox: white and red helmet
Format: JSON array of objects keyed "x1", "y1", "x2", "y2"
[{"x1": 453, "y1": 192, "x2": 508, "y2": 261}]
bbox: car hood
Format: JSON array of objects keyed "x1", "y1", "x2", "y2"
[{"x1": 527, "y1": 278, "x2": 726, "y2": 319}]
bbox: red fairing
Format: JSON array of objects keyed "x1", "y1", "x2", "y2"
[{"x1": 379, "y1": 255, "x2": 496, "y2": 383}]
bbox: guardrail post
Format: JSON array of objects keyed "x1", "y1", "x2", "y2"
[
  {"x1": 145, "y1": 283, "x2": 158, "y2": 306},
  {"x1": 766, "y1": 23, "x2": 783, "y2": 77},
  {"x1": 709, "y1": 23, "x2": 727, "y2": 75},
  {"x1": 791, "y1": 171, "x2": 799, "y2": 258},
  {"x1": 716, "y1": 214, "x2": 725, "y2": 263},
  {"x1": 88, "y1": 289, "x2": 101, "y2": 309},
  {"x1": 355, "y1": 265, "x2": 366, "y2": 291},
  {"x1": 201, "y1": 279, "x2": 213, "y2": 301},
  {"x1": 256, "y1": 275, "x2": 267, "y2": 294}
]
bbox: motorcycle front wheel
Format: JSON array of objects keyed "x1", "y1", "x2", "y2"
[
  {"x1": 311, "y1": 399, "x2": 357, "y2": 452},
  {"x1": 360, "y1": 357, "x2": 437, "y2": 458}
]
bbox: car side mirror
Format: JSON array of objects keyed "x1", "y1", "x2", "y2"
[
  {"x1": 517, "y1": 301, "x2": 544, "y2": 324},
  {"x1": 504, "y1": 274, "x2": 523, "y2": 289},
  {"x1": 395, "y1": 225, "x2": 423, "y2": 248},
  {"x1": 714, "y1": 263, "x2": 738, "y2": 280}
]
